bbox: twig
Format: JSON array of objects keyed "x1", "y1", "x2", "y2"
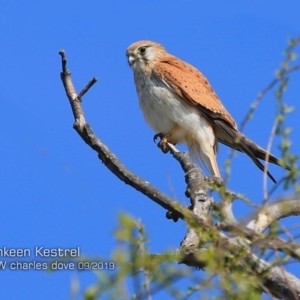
[
  {"x1": 240, "y1": 65, "x2": 300, "y2": 133},
  {"x1": 263, "y1": 118, "x2": 278, "y2": 203},
  {"x1": 77, "y1": 77, "x2": 97, "y2": 100}
]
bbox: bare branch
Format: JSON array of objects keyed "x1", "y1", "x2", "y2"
[
  {"x1": 59, "y1": 50, "x2": 188, "y2": 219},
  {"x1": 263, "y1": 117, "x2": 278, "y2": 203},
  {"x1": 247, "y1": 198, "x2": 300, "y2": 233},
  {"x1": 239, "y1": 64, "x2": 300, "y2": 133},
  {"x1": 77, "y1": 77, "x2": 97, "y2": 100},
  {"x1": 167, "y1": 143, "x2": 213, "y2": 213},
  {"x1": 215, "y1": 200, "x2": 259, "y2": 239},
  {"x1": 251, "y1": 235, "x2": 300, "y2": 261},
  {"x1": 178, "y1": 237, "x2": 300, "y2": 300},
  {"x1": 240, "y1": 198, "x2": 300, "y2": 260},
  {"x1": 169, "y1": 144, "x2": 214, "y2": 248}
]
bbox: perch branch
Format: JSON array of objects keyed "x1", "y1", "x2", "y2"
[
  {"x1": 165, "y1": 143, "x2": 214, "y2": 248},
  {"x1": 58, "y1": 50, "x2": 215, "y2": 231},
  {"x1": 59, "y1": 50, "x2": 300, "y2": 299}
]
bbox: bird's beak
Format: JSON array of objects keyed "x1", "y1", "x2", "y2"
[{"x1": 128, "y1": 55, "x2": 136, "y2": 67}]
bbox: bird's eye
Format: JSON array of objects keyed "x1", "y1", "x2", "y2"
[{"x1": 139, "y1": 47, "x2": 146, "y2": 54}]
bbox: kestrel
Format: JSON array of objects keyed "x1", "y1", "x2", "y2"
[{"x1": 126, "y1": 40, "x2": 289, "y2": 182}]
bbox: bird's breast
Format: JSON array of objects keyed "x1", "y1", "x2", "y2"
[
  {"x1": 133, "y1": 71, "x2": 207, "y2": 144},
  {"x1": 134, "y1": 72, "x2": 181, "y2": 134}
]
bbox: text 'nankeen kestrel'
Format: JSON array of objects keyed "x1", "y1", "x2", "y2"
[{"x1": 126, "y1": 40, "x2": 290, "y2": 182}]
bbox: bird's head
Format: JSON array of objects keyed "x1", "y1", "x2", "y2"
[{"x1": 126, "y1": 40, "x2": 166, "y2": 71}]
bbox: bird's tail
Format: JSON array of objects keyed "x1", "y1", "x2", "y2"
[{"x1": 219, "y1": 131, "x2": 290, "y2": 183}]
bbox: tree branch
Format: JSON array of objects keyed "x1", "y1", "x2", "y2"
[
  {"x1": 59, "y1": 50, "x2": 300, "y2": 300},
  {"x1": 178, "y1": 236, "x2": 300, "y2": 300},
  {"x1": 247, "y1": 198, "x2": 300, "y2": 233},
  {"x1": 59, "y1": 50, "x2": 188, "y2": 219}
]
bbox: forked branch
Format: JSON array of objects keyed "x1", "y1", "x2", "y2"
[{"x1": 59, "y1": 50, "x2": 300, "y2": 299}]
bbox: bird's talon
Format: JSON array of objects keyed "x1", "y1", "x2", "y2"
[{"x1": 153, "y1": 133, "x2": 163, "y2": 143}]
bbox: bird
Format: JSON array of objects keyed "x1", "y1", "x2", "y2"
[{"x1": 126, "y1": 40, "x2": 289, "y2": 183}]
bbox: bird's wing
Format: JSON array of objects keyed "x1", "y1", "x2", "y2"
[{"x1": 152, "y1": 54, "x2": 237, "y2": 129}]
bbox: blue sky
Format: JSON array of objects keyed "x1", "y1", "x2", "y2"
[{"x1": 1, "y1": 0, "x2": 299, "y2": 299}]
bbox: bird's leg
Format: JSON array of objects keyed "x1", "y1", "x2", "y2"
[{"x1": 153, "y1": 125, "x2": 180, "y2": 153}]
